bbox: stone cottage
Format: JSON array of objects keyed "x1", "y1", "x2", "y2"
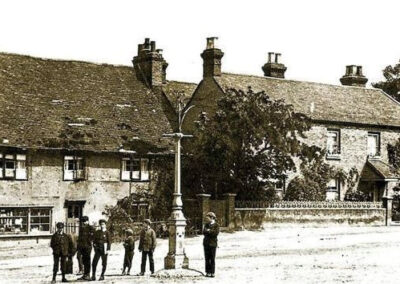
[
  {"x1": 0, "y1": 38, "x2": 196, "y2": 236},
  {"x1": 183, "y1": 37, "x2": 400, "y2": 202}
]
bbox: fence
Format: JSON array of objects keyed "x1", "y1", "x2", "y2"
[{"x1": 235, "y1": 200, "x2": 383, "y2": 209}]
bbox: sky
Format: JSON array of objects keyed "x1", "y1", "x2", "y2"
[{"x1": 0, "y1": 0, "x2": 399, "y2": 86}]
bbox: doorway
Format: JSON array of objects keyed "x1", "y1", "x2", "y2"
[{"x1": 65, "y1": 201, "x2": 85, "y2": 234}]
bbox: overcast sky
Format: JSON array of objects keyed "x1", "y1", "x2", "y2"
[{"x1": 0, "y1": 0, "x2": 398, "y2": 86}]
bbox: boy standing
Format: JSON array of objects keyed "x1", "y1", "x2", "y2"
[
  {"x1": 92, "y1": 219, "x2": 111, "y2": 281},
  {"x1": 50, "y1": 222, "x2": 74, "y2": 283},
  {"x1": 203, "y1": 212, "x2": 219, "y2": 278},
  {"x1": 138, "y1": 219, "x2": 156, "y2": 275},
  {"x1": 122, "y1": 228, "x2": 135, "y2": 275},
  {"x1": 77, "y1": 216, "x2": 94, "y2": 281}
]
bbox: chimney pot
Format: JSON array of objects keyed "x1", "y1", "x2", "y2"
[
  {"x1": 150, "y1": 41, "x2": 156, "y2": 52},
  {"x1": 262, "y1": 52, "x2": 287, "y2": 78},
  {"x1": 206, "y1": 37, "x2": 218, "y2": 49},
  {"x1": 275, "y1": 53, "x2": 281, "y2": 63},
  {"x1": 201, "y1": 37, "x2": 224, "y2": 78},
  {"x1": 340, "y1": 65, "x2": 368, "y2": 87},
  {"x1": 268, "y1": 52, "x2": 274, "y2": 63}
]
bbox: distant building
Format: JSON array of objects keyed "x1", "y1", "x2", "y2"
[
  {"x1": 183, "y1": 37, "x2": 400, "y2": 201},
  {"x1": 0, "y1": 38, "x2": 196, "y2": 236}
]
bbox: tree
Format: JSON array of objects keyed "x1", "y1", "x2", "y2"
[
  {"x1": 372, "y1": 60, "x2": 400, "y2": 101},
  {"x1": 184, "y1": 87, "x2": 311, "y2": 201}
]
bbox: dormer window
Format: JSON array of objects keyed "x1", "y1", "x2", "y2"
[
  {"x1": 121, "y1": 157, "x2": 149, "y2": 182},
  {"x1": 0, "y1": 153, "x2": 27, "y2": 180},
  {"x1": 327, "y1": 129, "x2": 340, "y2": 158},
  {"x1": 367, "y1": 132, "x2": 380, "y2": 158},
  {"x1": 64, "y1": 156, "x2": 85, "y2": 181}
]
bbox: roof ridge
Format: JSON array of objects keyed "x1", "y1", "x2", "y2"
[
  {"x1": 0, "y1": 51, "x2": 133, "y2": 69},
  {"x1": 166, "y1": 80, "x2": 198, "y2": 85},
  {"x1": 220, "y1": 72, "x2": 378, "y2": 91}
]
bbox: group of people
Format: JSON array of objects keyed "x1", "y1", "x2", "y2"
[{"x1": 50, "y1": 212, "x2": 218, "y2": 282}]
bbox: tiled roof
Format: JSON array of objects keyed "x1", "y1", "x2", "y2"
[
  {"x1": 162, "y1": 80, "x2": 197, "y2": 110},
  {"x1": 214, "y1": 73, "x2": 400, "y2": 128},
  {"x1": 0, "y1": 52, "x2": 175, "y2": 153},
  {"x1": 362, "y1": 160, "x2": 400, "y2": 180}
]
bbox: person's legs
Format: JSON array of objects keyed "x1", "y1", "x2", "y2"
[
  {"x1": 60, "y1": 255, "x2": 68, "y2": 280},
  {"x1": 204, "y1": 246, "x2": 211, "y2": 275},
  {"x1": 140, "y1": 251, "x2": 147, "y2": 274},
  {"x1": 53, "y1": 254, "x2": 60, "y2": 281},
  {"x1": 148, "y1": 251, "x2": 154, "y2": 274},
  {"x1": 81, "y1": 247, "x2": 91, "y2": 278},
  {"x1": 92, "y1": 251, "x2": 100, "y2": 280},
  {"x1": 127, "y1": 251, "x2": 134, "y2": 274},
  {"x1": 77, "y1": 250, "x2": 83, "y2": 273},
  {"x1": 100, "y1": 254, "x2": 107, "y2": 278},
  {"x1": 210, "y1": 247, "x2": 217, "y2": 275}
]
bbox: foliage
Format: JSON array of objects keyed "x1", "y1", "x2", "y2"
[
  {"x1": 388, "y1": 138, "x2": 400, "y2": 170},
  {"x1": 372, "y1": 60, "x2": 400, "y2": 102},
  {"x1": 184, "y1": 87, "x2": 311, "y2": 201},
  {"x1": 104, "y1": 156, "x2": 174, "y2": 241}
]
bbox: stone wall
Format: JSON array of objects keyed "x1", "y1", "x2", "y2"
[{"x1": 0, "y1": 149, "x2": 151, "y2": 230}]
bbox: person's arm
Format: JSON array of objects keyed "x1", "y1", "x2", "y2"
[
  {"x1": 151, "y1": 230, "x2": 157, "y2": 251},
  {"x1": 203, "y1": 224, "x2": 210, "y2": 236},
  {"x1": 209, "y1": 223, "x2": 219, "y2": 237},
  {"x1": 68, "y1": 234, "x2": 74, "y2": 256},
  {"x1": 138, "y1": 231, "x2": 143, "y2": 251},
  {"x1": 106, "y1": 232, "x2": 111, "y2": 251},
  {"x1": 50, "y1": 234, "x2": 55, "y2": 249}
]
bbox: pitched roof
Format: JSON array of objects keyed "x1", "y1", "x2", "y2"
[
  {"x1": 214, "y1": 73, "x2": 400, "y2": 128},
  {"x1": 162, "y1": 80, "x2": 198, "y2": 110},
  {"x1": 0, "y1": 52, "x2": 175, "y2": 153},
  {"x1": 361, "y1": 160, "x2": 400, "y2": 180}
]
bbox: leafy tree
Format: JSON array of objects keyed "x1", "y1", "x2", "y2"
[
  {"x1": 184, "y1": 87, "x2": 311, "y2": 201},
  {"x1": 372, "y1": 60, "x2": 400, "y2": 101}
]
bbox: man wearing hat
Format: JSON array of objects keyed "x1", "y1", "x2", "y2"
[
  {"x1": 77, "y1": 216, "x2": 94, "y2": 281},
  {"x1": 92, "y1": 219, "x2": 111, "y2": 281},
  {"x1": 138, "y1": 219, "x2": 156, "y2": 275},
  {"x1": 203, "y1": 212, "x2": 219, "y2": 278},
  {"x1": 122, "y1": 228, "x2": 135, "y2": 275},
  {"x1": 50, "y1": 222, "x2": 74, "y2": 283}
]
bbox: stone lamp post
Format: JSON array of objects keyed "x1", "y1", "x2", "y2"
[{"x1": 163, "y1": 96, "x2": 194, "y2": 269}]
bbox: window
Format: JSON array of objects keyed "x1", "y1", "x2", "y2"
[
  {"x1": 327, "y1": 129, "x2": 340, "y2": 157},
  {"x1": 64, "y1": 156, "x2": 85, "y2": 181},
  {"x1": 367, "y1": 133, "x2": 380, "y2": 158},
  {"x1": 0, "y1": 153, "x2": 27, "y2": 180},
  {"x1": 326, "y1": 178, "x2": 339, "y2": 201},
  {"x1": 0, "y1": 207, "x2": 52, "y2": 235},
  {"x1": 121, "y1": 157, "x2": 150, "y2": 181}
]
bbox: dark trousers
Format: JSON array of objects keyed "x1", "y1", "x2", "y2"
[
  {"x1": 53, "y1": 254, "x2": 67, "y2": 279},
  {"x1": 123, "y1": 250, "x2": 134, "y2": 272},
  {"x1": 77, "y1": 250, "x2": 84, "y2": 272},
  {"x1": 204, "y1": 245, "x2": 217, "y2": 274},
  {"x1": 79, "y1": 247, "x2": 91, "y2": 276},
  {"x1": 141, "y1": 251, "x2": 154, "y2": 273},
  {"x1": 92, "y1": 251, "x2": 108, "y2": 276}
]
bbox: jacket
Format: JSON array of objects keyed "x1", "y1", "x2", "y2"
[
  {"x1": 93, "y1": 230, "x2": 112, "y2": 254},
  {"x1": 123, "y1": 235, "x2": 135, "y2": 252},
  {"x1": 203, "y1": 222, "x2": 219, "y2": 247},
  {"x1": 77, "y1": 224, "x2": 95, "y2": 250},
  {"x1": 138, "y1": 227, "x2": 156, "y2": 252},
  {"x1": 50, "y1": 232, "x2": 74, "y2": 256}
]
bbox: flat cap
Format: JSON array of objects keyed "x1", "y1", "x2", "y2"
[
  {"x1": 80, "y1": 216, "x2": 89, "y2": 222},
  {"x1": 143, "y1": 219, "x2": 151, "y2": 225},
  {"x1": 206, "y1": 212, "x2": 216, "y2": 219},
  {"x1": 125, "y1": 228, "x2": 133, "y2": 235},
  {"x1": 99, "y1": 219, "x2": 107, "y2": 225},
  {"x1": 56, "y1": 222, "x2": 64, "y2": 228}
]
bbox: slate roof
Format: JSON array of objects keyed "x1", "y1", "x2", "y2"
[
  {"x1": 214, "y1": 73, "x2": 400, "y2": 128},
  {"x1": 162, "y1": 80, "x2": 197, "y2": 111},
  {"x1": 0, "y1": 52, "x2": 176, "y2": 153}
]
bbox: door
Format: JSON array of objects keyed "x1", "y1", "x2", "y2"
[{"x1": 65, "y1": 201, "x2": 84, "y2": 234}]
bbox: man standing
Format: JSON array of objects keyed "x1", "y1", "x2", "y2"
[
  {"x1": 77, "y1": 216, "x2": 94, "y2": 281},
  {"x1": 92, "y1": 219, "x2": 111, "y2": 281},
  {"x1": 138, "y1": 219, "x2": 156, "y2": 275},
  {"x1": 203, "y1": 212, "x2": 219, "y2": 278},
  {"x1": 50, "y1": 222, "x2": 74, "y2": 283},
  {"x1": 122, "y1": 228, "x2": 135, "y2": 275}
]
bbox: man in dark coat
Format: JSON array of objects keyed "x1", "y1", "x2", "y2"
[
  {"x1": 50, "y1": 222, "x2": 74, "y2": 283},
  {"x1": 122, "y1": 228, "x2": 135, "y2": 275},
  {"x1": 92, "y1": 219, "x2": 111, "y2": 281},
  {"x1": 138, "y1": 219, "x2": 156, "y2": 275},
  {"x1": 77, "y1": 216, "x2": 94, "y2": 281},
  {"x1": 203, "y1": 212, "x2": 219, "y2": 278}
]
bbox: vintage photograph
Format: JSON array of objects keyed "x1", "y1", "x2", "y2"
[{"x1": 0, "y1": 0, "x2": 400, "y2": 283}]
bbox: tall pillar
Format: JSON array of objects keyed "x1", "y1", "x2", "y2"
[
  {"x1": 224, "y1": 193, "x2": 236, "y2": 229},
  {"x1": 383, "y1": 196, "x2": 393, "y2": 226},
  {"x1": 196, "y1": 193, "x2": 211, "y2": 228}
]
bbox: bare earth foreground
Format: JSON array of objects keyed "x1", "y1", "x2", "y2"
[{"x1": 1, "y1": 226, "x2": 400, "y2": 284}]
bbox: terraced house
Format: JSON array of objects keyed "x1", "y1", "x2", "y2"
[
  {"x1": 183, "y1": 38, "x2": 400, "y2": 202},
  {"x1": 0, "y1": 38, "x2": 196, "y2": 237}
]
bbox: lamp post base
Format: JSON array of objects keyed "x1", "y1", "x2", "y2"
[{"x1": 164, "y1": 253, "x2": 189, "y2": 269}]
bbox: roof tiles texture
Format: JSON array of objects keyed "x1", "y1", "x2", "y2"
[
  {"x1": 0, "y1": 53, "x2": 176, "y2": 153},
  {"x1": 214, "y1": 73, "x2": 400, "y2": 128}
]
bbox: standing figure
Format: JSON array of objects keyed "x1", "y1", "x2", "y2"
[
  {"x1": 92, "y1": 219, "x2": 111, "y2": 281},
  {"x1": 203, "y1": 212, "x2": 219, "y2": 278},
  {"x1": 122, "y1": 228, "x2": 135, "y2": 275},
  {"x1": 77, "y1": 216, "x2": 94, "y2": 281},
  {"x1": 138, "y1": 219, "x2": 156, "y2": 275},
  {"x1": 50, "y1": 222, "x2": 74, "y2": 283}
]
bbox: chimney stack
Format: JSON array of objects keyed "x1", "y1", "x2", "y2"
[
  {"x1": 340, "y1": 65, "x2": 368, "y2": 87},
  {"x1": 132, "y1": 38, "x2": 168, "y2": 88},
  {"x1": 201, "y1": 37, "x2": 224, "y2": 78},
  {"x1": 262, "y1": 52, "x2": 287, "y2": 78}
]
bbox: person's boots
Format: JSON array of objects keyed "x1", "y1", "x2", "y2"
[
  {"x1": 99, "y1": 274, "x2": 105, "y2": 281},
  {"x1": 61, "y1": 274, "x2": 68, "y2": 282},
  {"x1": 91, "y1": 270, "x2": 96, "y2": 281},
  {"x1": 51, "y1": 272, "x2": 57, "y2": 283}
]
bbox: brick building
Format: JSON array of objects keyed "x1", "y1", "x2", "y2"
[
  {"x1": 183, "y1": 38, "x2": 400, "y2": 202},
  {"x1": 0, "y1": 39, "x2": 196, "y2": 236}
]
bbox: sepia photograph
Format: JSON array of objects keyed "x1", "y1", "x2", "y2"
[{"x1": 0, "y1": 0, "x2": 400, "y2": 283}]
